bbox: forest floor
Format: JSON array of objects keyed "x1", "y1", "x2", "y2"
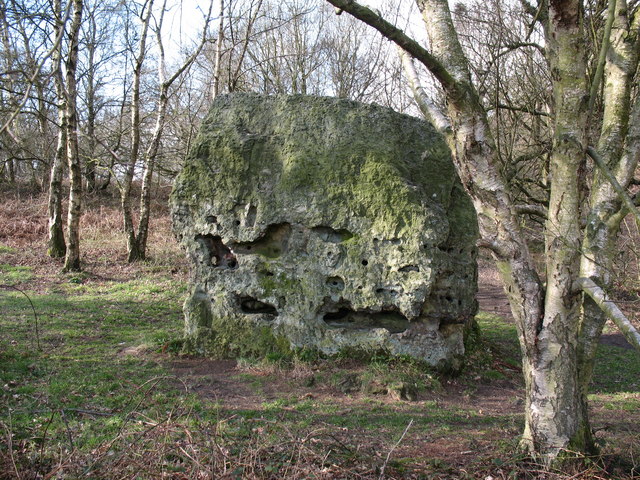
[{"x1": 1, "y1": 185, "x2": 639, "y2": 479}]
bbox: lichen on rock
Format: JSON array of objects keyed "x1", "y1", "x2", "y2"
[{"x1": 171, "y1": 93, "x2": 478, "y2": 371}]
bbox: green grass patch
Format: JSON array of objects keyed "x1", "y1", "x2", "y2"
[
  {"x1": 0, "y1": 273, "x2": 191, "y2": 472},
  {"x1": 0, "y1": 243, "x2": 16, "y2": 254},
  {"x1": 591, "y1": 343, "x2": 640, "y2": 393},
  {"x1": 0, "y1": 263, "x2": 34, "y2": 285}
]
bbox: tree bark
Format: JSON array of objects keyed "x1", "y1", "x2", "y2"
[
  {"x1": 520, "y1": 0, "x2": 595, "y2": 458},
  {"x1": 63, "y1": 0, "x2": 84, "y2": 272},
  {"x1": 577, "y1": 0, "x2": 640, "y2": 421},
  {"x1": 47, "y1": 0, "x2": 67, "y2": 259},
  {"x1": 135, "y1": 0, "x2": 213, "y2": 260},
  {"x1": 120, "y1": 0, "x2": 154, "y2": 263}
]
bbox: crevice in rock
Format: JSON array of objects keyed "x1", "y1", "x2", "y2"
[
  {"x1": 245, "y1": 205, "x2": 257, "y2": 227},
  {"x1": 399, "y1": 265, "x2": 419, "y2": 272},
  {"x1": 233, "y1": 223, "x2": 291, "y2": 258},
  {"x1": 239, "y1": 296, "x2": 278, "y2": 316},
  {"x1": 195, "y1": 235, "x2": 237, "y2": 269},
  {"x1": 312, "y1": 226, "x2": 353, "y2": 243},
  {"x1": 375, "y1": 286, "x2": 400, "y2": 297},
  {"x1": 321, "y1": 301, "x2": 409, "y2": 334}
]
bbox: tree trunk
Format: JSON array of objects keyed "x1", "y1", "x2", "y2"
[
  {"x1": 134, "y1": 0, "x2": 212, "y2": 260},
  {"x1": 47, "y1": 0, "x2": 67, "y2": 259},
  {"x1": 48, "y1": 113, "x2": 67, "y2": 258},
  {"x1": 63, "y1": 0, "x2": 84, "y2": 272},
  {"x1": 120, "y1": 0, "x2": 154, "y2": 263},
  {"x1": 325, "y1": 0, "x2": 626, "y2": 465},
  {"x1": 212, "y1": 0, "x2": 224, "y2": 98},
  {"x1": 518, "y1": 0, "x2": 595, "y2": 459},
  {"x1": 577, "y1": 0, "x2": 640, "y2": 426},
  {"x1": 136, "y1": 89, "x2": 166, "y2": 260}
]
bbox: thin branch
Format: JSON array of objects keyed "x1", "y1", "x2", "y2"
[
  {"x1": 0, "y1": 0, "x2": 73, "y2": 137},
  {"x1": 515, "y1": 204, "x2": 547, "y2": 218},
  {"x1": 325, "y1": 0, "x2": 460, "y2": 96},
  {"x1": 585, "y1": 145, "x2": 640, "y2": 226},
  {"x1": 576, "y1": 277, "x2": 640, "y2": 352},
  {"x1": 588, "y1": 0, "x2": 617, "y2": 116},
  {"x1": 164, "y1": 0, "x2": 214, "y2": 89},
  {"x1": 493, "y1": 103, "x2": 550, "y2": 117},
  {"x1": 0, "y1": 284, "x2": 41, "y2": 351},
  {"x1": 398, "y1": 47, "x2": 451, "y2": 133},
  {"x1": 379, "y1": 419, "x2": 413, "y2": 479}
]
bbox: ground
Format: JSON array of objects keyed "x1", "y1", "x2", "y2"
[{"x1": 0, "y1": 185, "x2": 639, "y2": 479}]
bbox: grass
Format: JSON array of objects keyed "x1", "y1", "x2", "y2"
[{"x1": 0, "y1": 186, "x2": 638, "y2": 479}]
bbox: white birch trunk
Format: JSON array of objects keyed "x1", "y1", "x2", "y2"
[
  {"x1": 121, "y1": 0, "x2": 154, "y2": 263},
  {"x1": 47, "y1": 0, "x2": 66, "y2": 259},
  {"x1": 63, "y1": 0, "x2": 84, "y2": 272},
  {"x1": 578, "y1": 0, "x2": 640, "y2": 399}
]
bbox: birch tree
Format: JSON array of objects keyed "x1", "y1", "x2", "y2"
[
  {"x1": 326, "y1": 0, "x2": 640, "y2": 465},
  {"x1": 47, "y1": 0, "x2": 69, "y2": 258},
  {"x1": 62, "y1": 0, "x2": 83, "y2": 272},
  {"x1": 114, "y1": 0, "x2": 213, "y2": 262}
]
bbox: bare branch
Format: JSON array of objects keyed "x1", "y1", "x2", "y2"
[
  {"x1": 325, "y1": 0, "x2": 460, "y2": 96},
  {"x1": 585, "y1": 145, "x2": 640, "y2": 226},
  {"x1": 493, "y1": 103, "x2": 550, "y2": 117},
  {"x1": 398, "y1": 47, "x2": 450, "y2": 133},
  {"x1": 588, "y1": 0, "x2": 617, "y2": 116},
  {"x1": 515, "y1": 204, "x2": 547, "y2": 218},
  {"x1": 576, "y1": 277, "x2": 640, "y2": 352},
  {"x1": 0, "y1": 0, "x2": 73, "y2": 137}
]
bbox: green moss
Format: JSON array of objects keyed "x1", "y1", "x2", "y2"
[
  {"x1": 258, "y1": 269, "x2": 298, "y2": 296},
  {"x1": 183, "y1": 317, "x2": 292, "y2": 360},
  {"x1": 171, "y1": 94, "x2": 458, "y2": 238}
]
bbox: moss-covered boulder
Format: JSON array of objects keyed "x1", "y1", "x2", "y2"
[{"x1": 171, "y1": 94, "x2": 478, "y2": 371}]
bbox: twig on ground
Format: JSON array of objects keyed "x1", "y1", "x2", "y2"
[
  {"x1": 379, "y1": 418, "x2": 413, "y2": 479},
  {"x1": 2, "y1": 419, "x2": 22, "y2": 480},
  {"x1": 59, "y1": 409, "x2": 75, "y2": 450}
]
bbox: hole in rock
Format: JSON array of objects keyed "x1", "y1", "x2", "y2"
[
  {"x1": 239, "y1": 296, "x2": 278, "y2": 316},
  {"x1": 195, "y1": 235, "x2": 237, "y2": 269},
  {"x1": 233, "y1": 223, "x2": 291, "y2": 258},
  {"x1": 399, "y1": 265, "x2": 419, "y2": 273},
  {"x1": 206, "y1": 215, "x2": 218, "y2": 224},
  {"x1": 375, "y1": 286, "x2": 400, "y2": 297},
  {"x1": 326, "y1": 276, "x2": 345, "y2": 290},
  {"x1": 312, "y1": 226, "x2": 353, "y2": 243},
  {"x1": 323, "y1": 308, "x2": 351, "y2": 321},
  {"x1": 235, "y1": 220, "x2": 241, "y2": 226},
  {"x1": 322, "y1": 306, "x2": 409, "y2": 334},
  {"x1": 246, "y1": 205, "x2": 257, "y2": 227},
  {"x1": 361, "y1": 259, "x2": 369, "y2": 266}
]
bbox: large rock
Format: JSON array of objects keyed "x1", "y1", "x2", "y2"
[{"x1": 171, "y1": 94, "x2": 478, "y2": 371}]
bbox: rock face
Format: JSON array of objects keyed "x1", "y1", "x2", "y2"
[{"x1": 171, "y1": 94, "x2": 478, "y2": 371}]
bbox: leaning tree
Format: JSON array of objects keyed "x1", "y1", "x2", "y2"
[{"x1": 325, "y1": 0, "x2": 640, "y2": 465}]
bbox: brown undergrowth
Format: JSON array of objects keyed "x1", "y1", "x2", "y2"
[{"x1": 0, "y1": 183, "x2": 638, "y2": 479}]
